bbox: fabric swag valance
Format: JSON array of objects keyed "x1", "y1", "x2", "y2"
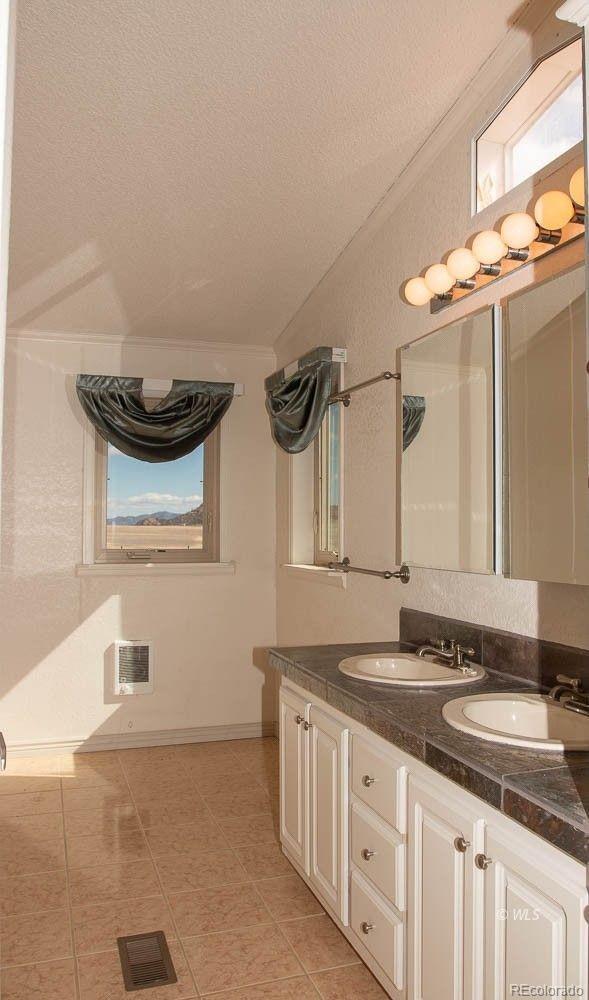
[
  {"x1": 402, "y1": 394, "x2": 426, "y2": 451},
  {"x1": 264, "y1": 347, "x2": 336, "y2": 454},
  {"x1": 76, "y1": 375, "x2": 234, "y2": 463}
]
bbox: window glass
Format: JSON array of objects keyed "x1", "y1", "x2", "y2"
[
  {"x1": 316, "y1": 402, "x2": 341, "y2": 561},
  {"x1": 106, "y1": 445, "x2": 205, "y2": 552}
]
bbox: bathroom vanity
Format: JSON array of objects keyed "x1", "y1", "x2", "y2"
[{"x1": 269, "y1": 640, "x2": 588, "y2": 1000}]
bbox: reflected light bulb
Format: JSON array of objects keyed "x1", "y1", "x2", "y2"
[
  {"x1": 447, "y1": 248, "x2": 479, "y2": 281},
  {"x1": 472, "y1": 230, "x2": 507, "y2": 265},
  {"x1": 424, "y1": 263, "x2": 454, "y2": 295},
  {"x1": 534, "y1": 190, "x2": 574, "y2": 231},
  {"x1": 404, "y1": 277, "x2": 432, "y2": 306},
  {"x1": 569, "y1": 167, "x2": 584, "y2": 207},
  {"x1": 500, "y1": 213, "x2": 539, "y2": 250}
]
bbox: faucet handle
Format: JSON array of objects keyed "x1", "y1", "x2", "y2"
[
  {"x1": 556, "y1": 675, "x2": 582, "y2": 693},
  {"x1": 456, "y1": 645, "x2": 475, "y2": 656}
]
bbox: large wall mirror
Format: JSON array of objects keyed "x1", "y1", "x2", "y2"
[
  {"x1": 504, "y1": 263, "x2": 589, "y2": 585},
  {"x1": 400, "y1": 308, "x2": 497, "y2": 574}
]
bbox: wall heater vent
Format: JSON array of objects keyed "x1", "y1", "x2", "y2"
[{"x1": 115, "y1": 640, "x2": 154, "y2": 695}]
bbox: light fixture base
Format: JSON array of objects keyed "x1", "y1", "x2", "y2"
[
  {"x1": 455, "y1": 278, "x2": 476, "y2": 290},
  {"x1": 573, "y1": 209, "x2": 585, "y2": 225},
  {"x1": 536, "y1": 227, "x2": 561, "y2": 246},
  {"x1": 479, "y1": 263, "x2": 501, "y2": 277},
  {"x1": 505, "y1": 247, "x2": 529, "y2": 262}
]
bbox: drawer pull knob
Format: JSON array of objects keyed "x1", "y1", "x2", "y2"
[
  {"x1": 360, "y1": 921, "x2": 375, "y2": 935},
  {"x1": 454, "y1": 836, "x2": 470, "y2": 854},
  {"x1": 475, "y1": 852, "x2": 493, "y2": 871},
  {"x1": 303, "y1": 720, "x2": 312, "y2": 731},
  {"x1": 361, "y1": 848, "x2": 376, "y2": 861},
  {"x1": 294, "y1": 715, "x2": 304, "y2": 726},
  {"x1": 362, "y1": 774, "x2": 376, "y2": 787}
]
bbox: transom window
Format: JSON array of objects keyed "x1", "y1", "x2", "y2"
[
  {"x1": 94, "y1": 419, "x2": 220, "y2": 563},
  {"x1": 475, "y1": 38, "x2": 583, "y2": 212}
]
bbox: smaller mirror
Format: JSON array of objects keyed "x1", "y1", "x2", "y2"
[
  {"x1": 505, "y1": 263, "x2": 589, "y2": 585},
  {"x1": 401, "y1": 308, "x2": 497, "y2": 574}
]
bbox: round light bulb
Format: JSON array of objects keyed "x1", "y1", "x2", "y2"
[
  {"x1": 472, "y1": 230, "x2": 507, "y2": 265},
  {"x1": 534, "y1": 190, "x2": 574, "y2": 231},
  {"x1": 424, "y1": 263, "x2": 454, "y2": 295},
  {"x1": 404, "y1": 277, "x2": 432, "y2": 306},
  {"x1": 447, "y1": 247, "x2": 479, "y2": 281},
  {"x1": 569, "y1": 167, "x2": 584, "y2": 207},
  {"x1": 500, "y1": 213, "x2": 539, "y2": 250}
]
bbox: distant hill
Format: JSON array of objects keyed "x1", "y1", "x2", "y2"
[{"x1": 108, "y1": 504, "x2": 203, "y2": 526}]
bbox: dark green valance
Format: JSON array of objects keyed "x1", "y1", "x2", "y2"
[
  {"x1": 403, "y1": 394, "x2": 426, "y2": 451},
  {"x1": 265, "y1": 347, "x2": 335, "y2": 454},
  {"x1": 76, "y1": 375, "x2": 234, "y2": 463}
]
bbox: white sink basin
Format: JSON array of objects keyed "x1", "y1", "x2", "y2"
[
  {"x1": 443, "y1": 692, "x2": 589, "y2": 750},
  {"x1": 338, "y1": 653, "x2": 485, "y2": 687}
]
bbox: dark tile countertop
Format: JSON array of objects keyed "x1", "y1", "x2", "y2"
[{"x1": 268, "y1": 642, "x2": 589, "y2": 865}]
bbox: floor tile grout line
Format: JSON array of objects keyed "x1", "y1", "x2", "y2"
[
  {"x1": 59, "y1": 771, "x2": 82, "y2": 1000},
  {"x1": 118, "y1": 752, "x2": 203, "y2": 998}
]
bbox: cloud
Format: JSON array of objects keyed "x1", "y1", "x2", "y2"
[{"x1": 107, "y1": 492, "x2": 202, "y2": 514}]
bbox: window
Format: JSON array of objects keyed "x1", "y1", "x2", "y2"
[
  {"x1": 94, "y1": 422, "x2": 220, "y2": 563},
  {"x1": 475, "y1": 38, "x2": 583, "y2": 212},
  {"x1": 314, "y1": 400, "x2": 342, "y2": 565}
]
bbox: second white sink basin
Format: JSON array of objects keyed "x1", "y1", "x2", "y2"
[
  {"x1": 443, "y1": 692, "x2": 589, "y2": 750},
  {"x1": 338, "y1": 652, "x2": 485, "y2": 687}
]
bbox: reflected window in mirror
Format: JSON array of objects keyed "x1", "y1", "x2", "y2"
[
  {"x1": 505, "y1": 263, "x2": 588, "y2": 585},
  {"x1": 401, "y1": 308, "x2": 497, "y2": 574},
  {"x1": 314, "y1": 400, "x2": 341, "y2": 565}
]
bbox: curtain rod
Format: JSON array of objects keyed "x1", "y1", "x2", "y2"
[{"x1": 328, "y1": 370, "x2": 400, "y2": 407}]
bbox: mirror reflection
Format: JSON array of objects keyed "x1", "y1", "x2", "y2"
[
  {"x1": 505, "y1": 263, "x2": 589, "y2": 585},
  {"x1": 401, "y1": 309, "x2": 496, "y2": 574}
]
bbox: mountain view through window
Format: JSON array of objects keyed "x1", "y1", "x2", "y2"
[{"x1": 106, "y1": 444, "x2": 205, "y2": 550}]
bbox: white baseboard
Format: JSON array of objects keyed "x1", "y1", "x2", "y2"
[{"x1": 7, "y1": 721, "x2": 277, "y2": 757}]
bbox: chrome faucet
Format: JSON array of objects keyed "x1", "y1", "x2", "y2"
[
  {"x1": 416, "y1": 638, "x2": 476, "y2": 671},
  {"x1": 548, "y1": 675, "x2": 589, "y2": 717}
]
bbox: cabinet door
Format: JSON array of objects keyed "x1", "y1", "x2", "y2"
[
  {"x1": 308, "y1": 703, "x2": 349, "y2": 923},
  {"x1": 484, "y1": 825, "x2": 588, "y2": 999},
  {"x1": 279, "y1": 686, "x2": 310, "y2": 871},
  {"x1": 408, "y1": 774, "x2": 484, "y2": 1000}
]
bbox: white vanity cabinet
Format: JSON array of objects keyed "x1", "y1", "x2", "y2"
[
  {"x1": 278, "y1": 680, "x2": 588, "y2": 1000},
  {"x1": 482, "y1": 824, "x2": 588, "y2": 998},
  {"x1": 278, "y1": 685, "x2": 349, "y2": 922},
  {"x1": 407, "y1": 773, "x2": 485, "y2": 1000}
]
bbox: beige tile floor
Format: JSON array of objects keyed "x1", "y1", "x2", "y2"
[{"x1": 0, "y1": 738, "x2": 388, "y2": 999}]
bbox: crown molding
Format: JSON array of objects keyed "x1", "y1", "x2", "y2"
[
  {"x1": 6, "y1": 326, "x2": 276, "y2": 359},
  {"x1": 556, "y1": 1, "x2": 589, "y2": 26}
]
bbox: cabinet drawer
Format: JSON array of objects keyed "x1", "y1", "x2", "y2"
[
  {"x1": 350, "y1": 870, "x2": 404, "y2": 990},
  {"x1": 351, "y1": 735, "x2": 403, "y2": 831},
  {"x1": 351, "y1": 802, "x2": 404, "y2": 910}
]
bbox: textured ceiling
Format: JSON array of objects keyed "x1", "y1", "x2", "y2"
[{"x1": 8, "y1": 0, "x2": 530, "y2": 345}]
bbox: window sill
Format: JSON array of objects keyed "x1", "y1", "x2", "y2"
[
  {"x1": 76, "y1": 561, "x2": 236, "y2": 578},
  {"x1": 281, "y1": 563, "x2": 347, "y2": 588}
]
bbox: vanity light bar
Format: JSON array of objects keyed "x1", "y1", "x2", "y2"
[{"x1": 403, "y1": 167, "x2": 585, "y2": 309}]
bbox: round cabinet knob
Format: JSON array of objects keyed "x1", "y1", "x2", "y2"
[
  {"x1": 294, "y1": 715, "x2": 303, "y2": 726},
  {"x1": 454, "y1": 836, "x2": 470, "y2": 854},
  {"x1": 303, "y1": 720, "x2": 312, "y2": 731},
  {"x1": 475, "y1": 852, "x2": 493, "y2": 871},
  {"x1": 360, "y1": 921, "x2": 375, "y2": 935},
  {"x1": 362, "y1": 775, "x2": 376, "y2": 787},
  {"x1": 361, "y1": 848, "x2": 376, "y2": 861}
]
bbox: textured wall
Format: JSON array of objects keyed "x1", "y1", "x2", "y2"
[
  {"x1": 1, "y1": 335, "x2": 277, "y2": 747},
  {"x1": 275, "y1": 10, "x2": 589, "y2": 650}
]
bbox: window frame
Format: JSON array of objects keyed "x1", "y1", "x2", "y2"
[
  {"x1": 93, "y1": 425, "x2": 220, "y2": 565},
  {"x1": 313, "y1": 374, "x2": 342, "y2": 567},
  {"x1": 472, "y1": 34, "x2": 583, "y2": 216}
]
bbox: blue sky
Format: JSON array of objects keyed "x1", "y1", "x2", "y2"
[{"x1": 107, "y1": 444, "x2": 204, "y2": 516}]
